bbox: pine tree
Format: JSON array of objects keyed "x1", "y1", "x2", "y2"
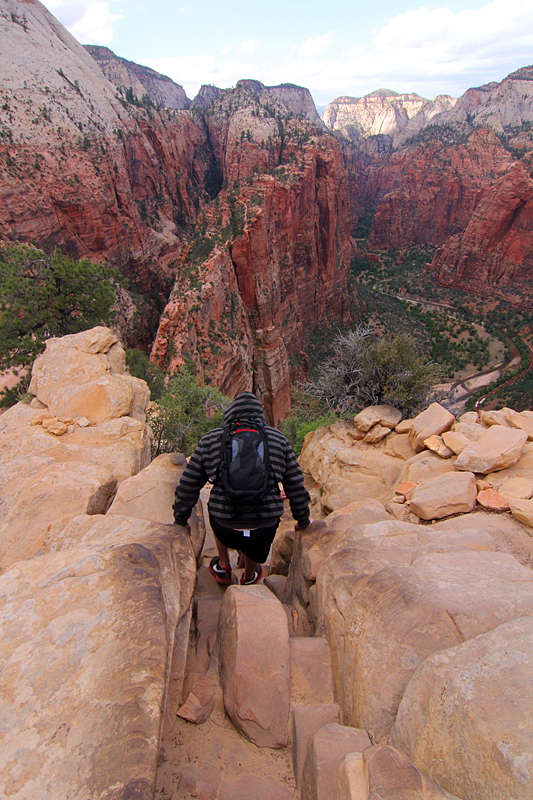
[{"x1": 0, "y1": 244, "x2": 122, "y2": 374}]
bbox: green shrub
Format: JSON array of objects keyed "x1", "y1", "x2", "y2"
[{"x1": 147, "y1": 367, "x2": 230, "y2": 458}]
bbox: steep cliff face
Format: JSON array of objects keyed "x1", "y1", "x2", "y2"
[
  {"x1": 437, "y1": 66, "x2": 533, "y2": 133},
  {"x1": 152, "y1": 86, "x2": 352, "y2": 423},
  {"x1": 430, "y1": 160, "x2": 533, "y2": 303},
  {"x1": 84, "y1": 46, "x2": 190, "y2": 110},
  {"x1": 364, "y1": 129, "x2": 513, "y2": 248}
]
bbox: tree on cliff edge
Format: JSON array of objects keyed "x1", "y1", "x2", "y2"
[
  {"x1": 0, "y1": 244, "x2": 121, "y2": 380},
  {"x1": 304, "y1": 326, "x2": 441, "y2": 415}
]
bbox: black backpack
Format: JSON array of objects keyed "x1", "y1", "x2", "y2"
[{"x1": 217, "y1": 419, "x2": 274, "y2": 511}]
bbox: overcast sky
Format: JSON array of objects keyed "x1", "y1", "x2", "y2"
[{"x1": 42, "y1": 0, "x2": 533, "y2": 104}]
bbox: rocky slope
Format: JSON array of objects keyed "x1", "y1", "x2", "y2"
[
  {"x1": 4, "y1": 330, "x2": 533, "y2": 800},
  {"x1": 84, "y1": 45, "x2": 190, "y2": 109},
  {"x1": 0, "y1": 0, "x2": 350, "y2": 418}
]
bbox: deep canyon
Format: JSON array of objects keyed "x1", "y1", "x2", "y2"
[{"x1": 2, "y1": 0, "x2": 533, "y2": 421}]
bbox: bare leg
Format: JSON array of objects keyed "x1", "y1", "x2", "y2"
[
  {"x1": 243, "y1": 554, "x2": 259, "y2": 582},
  {"x1": 214, "y1": 536, "x2": 231, "y2": 572}
]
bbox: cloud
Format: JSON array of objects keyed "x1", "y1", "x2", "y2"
[
  {"x1": 238, "y1": 39, "x2": 259, "y2": 55},
  {"x1": 298, "y1": 32, "x2": 334, "y2": 59},
  {"x1": 50, "y1": 0, "x2": 533, "y2": 103},
  {"x1": 287, "y1": 0, "x2": 533, "y2": 101},
  {"x1": 43, "y1": 1, "x2": 123, "y2": 45}
]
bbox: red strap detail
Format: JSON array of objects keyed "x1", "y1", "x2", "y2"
[{"x1": 233, "y1": 428, "x2": 258, "y2": 433}]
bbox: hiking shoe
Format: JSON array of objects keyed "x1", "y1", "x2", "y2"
[
  {"x1": 240, "y1": 565, "x2": 263, "y2": 585},
  {"x1": 209, "y1": 556, "x2": 232, "y2": 585}
]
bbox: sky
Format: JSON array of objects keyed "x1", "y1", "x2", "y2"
[{"x1": 42, "y1": 0, "x2": 533, "y2": 105}]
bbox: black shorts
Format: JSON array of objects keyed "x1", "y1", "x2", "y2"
[{"x1": 209, "y1": 515, "x2": 280, "y2": 563}]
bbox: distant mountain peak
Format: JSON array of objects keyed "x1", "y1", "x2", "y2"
[{"x1": 366, "y1": 88, "x2": 400, "y2": 98}]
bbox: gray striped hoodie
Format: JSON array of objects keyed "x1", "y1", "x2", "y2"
[{"x1": 173, "y1": 392, "x2": 311, "y2": 529}]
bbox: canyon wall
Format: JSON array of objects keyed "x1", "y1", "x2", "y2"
[{"x1": 0, "y1": 0, "x2": 352, "y2": 419}]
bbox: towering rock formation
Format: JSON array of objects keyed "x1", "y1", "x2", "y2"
[
  {"x1": 322, "y1": 89, "x2": 457, "y2": 144},
  {"x1": 84, "y1": 45, "x2": 190, "y2": 110},
  {"x1": 151, "y1": 84, "x2": 352, "y2": 424}
]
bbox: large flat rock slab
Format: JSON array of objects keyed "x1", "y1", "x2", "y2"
[
  {"x1": 391, "y1": 616, "x2": 533, "y2": 800},
  {"x1": 410, "y1": 471, "x2": 477, "y2": 520},
  {"x1": 454, "y1": 425, "x2": 528, "y2": 473},
  {"x1": 0, "y1": 517, "x2": 196, "y2": 800},
  {"x1": 0, "y1": 457, "x2": 117, "y2": 571},
  {"x1": 218, "y1": 585, "x2": 290, "y2": 748},
  {"x1": 314, "y1": 522, "x2": 533, "y2": 742}
]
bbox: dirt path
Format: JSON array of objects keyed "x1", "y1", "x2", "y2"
[
  {"x1": 155, "y1": 498, "x2": 299, "y2": 800},
  {"x1": 475, "y1": 337, "x2": 533, "y2": 411}
]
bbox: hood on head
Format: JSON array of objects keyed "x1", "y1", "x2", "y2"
[{"x1": 223, "y1": 392, "x2": 266, "y2": 425}]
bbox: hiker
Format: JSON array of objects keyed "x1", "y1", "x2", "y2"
[{"x1": 173, "y1": 391, "x2": 313, "y2": 585}]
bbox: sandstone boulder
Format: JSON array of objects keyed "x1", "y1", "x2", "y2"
[
  {"x1": 383, "y1": 433, "x2": 417, "y2": 461},
  {"x1": 321, "y1": 475, "x2": 388, "y2": 513},
  {"x1": 292, "y1": 705, "x2": 341, "y2": 788},
  {"x1": 423, "y1": 435, "x2": 453, "y2": 459},
  {"x1": 395, "y1": 418, "x2": 414, "y2": 434},
  {"x1": 354, "y1": 406, "x2": 402, "y2": 432},
  {"x1": 218, "y1": 585, "x2": 290, "y2": 748},
  {"x1": 391, "y1": 616, "x2": 533, "y2": 800},
  {"x1": 29, "y1": 326, "x2": 149, "y2": 423},
  {"x1": 363, "y1": 423, "x2": 390, "y2": 443},
  {"x1": 477, "y1": 488, "x2": 509, "y2": 511},
  {"x1": 409, "y1": 403, "x2": 455, "y2": 453},
  {"x1": 338, "y1": 745, "x2": 460, "y2": 800},
  {"x1": 497, "y1": 475, "x2": 533, "y2": 501},
  {"x1": 301, "y1": 723, "x2": 371, "y2": 800},
  {"x1": 441, "y1": 430, "x2": 469, "y2": 455},
  {"x1": 452, "y1": 421, "x2": 486, "y2": 441},
  {"x1": 410, "y1": 471, "x2": 477, "y2": 520},
  {"x1": 400, "y1": 452, "x2": 457, "y2": 484},
  {"x1": 457, "y1": 411, "x2": 479, "y2": 424},
  {"x1": 177, "y1": 675, "x2": 215, "y2": 724},
  {"x1": 508, "y1": 410, "x2": 533, "y2": 440},
  {"x1": 454, "y1": 425, "x2": 528, "y2": 473},
  {"x1": 480, "y1": 407, "x2": 514, "y2": 427},
  {"x1": 509, "y1": 498, "x2": 533, "y2": 527}
]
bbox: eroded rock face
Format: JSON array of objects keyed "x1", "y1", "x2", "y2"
[
  {"x1": 218, "y1": 585, "x2": 290, "y2": 748},
  {"x1": 391, "y1": 616, "x2": 533, "y2": 800}
]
